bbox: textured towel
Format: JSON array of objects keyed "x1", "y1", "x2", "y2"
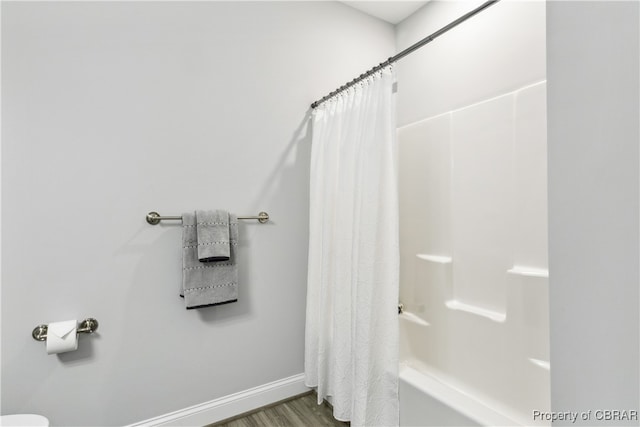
[
  {"x1": 181, "y1": 211, "x2": 238, "y2": 309},
  {"x1": 196, "y1": 209, "x2": 230, "y2": 262}
]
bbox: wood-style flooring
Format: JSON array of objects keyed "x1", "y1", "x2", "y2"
[{"x1": 210, "y1": 392, "x2": 349, "y2": 427}]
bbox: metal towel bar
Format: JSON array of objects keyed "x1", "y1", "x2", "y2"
[{"x1": 146, "y1": 211, "x2": 269, "y2": 225}]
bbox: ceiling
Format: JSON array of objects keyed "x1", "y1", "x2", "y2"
[{"x1": 341, "y1": 1, "x2": 430, "y2": 25}]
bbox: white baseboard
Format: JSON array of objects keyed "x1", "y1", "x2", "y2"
[{"x1": 127, "y1": 374, "x2": 309, "y2": 427}]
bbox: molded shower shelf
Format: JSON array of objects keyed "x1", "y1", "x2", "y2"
[
  {"x1": 399, "y1": 311, "x2": 430, "y2": 327},
  {"x1": 528, "y1": 358, "x2": 550, "y2": 371},
  {"x1": 416, "y1": 254, "x2": 452, "y2": 264},
  {"x1": 507, "y1": 266, "x2": 549, "y2": 278},
  {"x1": 445, "y1": 300, "x2": 506, "y2": 322}
]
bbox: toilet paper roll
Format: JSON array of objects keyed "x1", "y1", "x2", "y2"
[{"x1": 46, "y1": 320, "x2": 78, "y2": 355}]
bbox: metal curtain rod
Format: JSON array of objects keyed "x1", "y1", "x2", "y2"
[{"x1": 310, "y1": 0, "x2": 500, "y2": 109}]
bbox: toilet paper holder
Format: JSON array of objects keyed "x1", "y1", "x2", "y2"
[{"x1": 32, "y1": 318, "x2": 99, "y2": 341}]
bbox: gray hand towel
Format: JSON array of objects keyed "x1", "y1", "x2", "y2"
[
  {"x1": 196, "y1": 209, "x2": 230, "y2": 262},
  {"x1": 181, "y1": 211, "x2": 238, "y2": 309}
]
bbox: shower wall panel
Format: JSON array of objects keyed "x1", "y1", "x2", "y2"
[
  {"x1": 398, "y1": 113, "x2": 452, "y2": 312},
  {"x1": 396, "y1": 2, "x2": 548, "y2": 423},
  {"x1": 451, "y1": 94, "x2": 514, "y2": 314},
  {"x1": 398, "y1": 81, "x2": 549, "y2": 424}
]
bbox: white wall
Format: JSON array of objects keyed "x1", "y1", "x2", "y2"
[
  {"x1": 1, "y1": 2, "x2": 395, "y2": 426},
  {"x1": 396, "y1": 1, "x2": 549, "y2": 424},
  {"x1": 396, "y1": 0, "x2": 546, "y2": 127},
  {"x1": 547, "y1": 2, "x2": 640, "y2": 425}
]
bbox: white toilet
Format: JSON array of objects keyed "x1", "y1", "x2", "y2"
[{"x1": 0, "y1": 414, "x2": 49, "y2": 426}]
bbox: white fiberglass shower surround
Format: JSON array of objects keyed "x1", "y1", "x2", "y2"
[{"x1": 395, "y1": 1, "x2": 549, "y2": 425}]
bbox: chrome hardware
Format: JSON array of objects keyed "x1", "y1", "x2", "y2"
[
  {"x1": 146, "y1": 211, "x2": 165, "y2": 225},
  {"x1": 146, "y1": 211, "x2": 269, "y2": 225},
  {"x1": 32, "y1": 318, "x2": 99, "y2": 342},
  {"x1": 32, "y1": 325, "x2": 48, "y2": 342}
]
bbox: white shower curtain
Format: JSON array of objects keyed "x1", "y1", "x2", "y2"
[{"x1": 305, "y1": 67, "x2": 399, "y2": 427}]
